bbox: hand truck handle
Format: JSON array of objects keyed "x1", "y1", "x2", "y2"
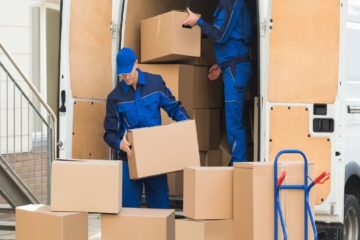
[
  {"x1": 314, "y1": 171, "x2": 330, "y2": 184},
  {"x1": 276, "y1": 171, "x2": 287, "y2": 187}
]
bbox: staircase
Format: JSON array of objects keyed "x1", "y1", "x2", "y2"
[{"x1": 0, "y1": 40, "x2": 57, "y2": 231}]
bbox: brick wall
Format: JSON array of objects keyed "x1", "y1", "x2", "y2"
[{"x1": 0, "y1": 146, "x2": 49, "y2": 205}]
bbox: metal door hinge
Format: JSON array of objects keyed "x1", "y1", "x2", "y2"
[
  {"x1": 261, "y1": 18, "x2": 273, "y2": 37},
  {"x1": 110, "y1": 22, "x2": 117, "y2": 34}
]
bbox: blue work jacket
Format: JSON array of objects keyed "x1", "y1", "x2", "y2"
[
  {"x1": 103, "y1": 69, "x2": 189, "y2": 159},
  {"x1": 198, "y1": 0, "x2": 253, "y2": 65}
]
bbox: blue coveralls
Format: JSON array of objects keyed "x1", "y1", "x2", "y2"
[
  {"x1": 103, "y1": 69, "x2": 188, "y2": 208},
  {"x1": 198, "y1": 0, "x2": 253, "y2": 164}
]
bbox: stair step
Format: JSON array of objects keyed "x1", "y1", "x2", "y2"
[
  {"x1": 0, "y1": 220, "x2": 15, "y2": 231},
  {"x1": 0, "y1": 204, "x2": 14, "y2": 214}
]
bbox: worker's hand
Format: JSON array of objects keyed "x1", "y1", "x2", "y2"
[
  {"x1": 183, "y1": 8, "x2": 200, "y2": 27},
  {"x1": 119, "y1": 132, "x2": 132, "y2": 156},
  {"x1": 208, "y1": 64, "x2": 222, "y2": 81}
]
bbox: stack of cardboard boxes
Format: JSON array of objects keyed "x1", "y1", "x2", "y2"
[
  {"x1": 15, "y1": 121, "x2": 200, "y2": 240},
  {"x1": 14, "y1": 130, "x2": 315, "y2": 240},
  {"x1": 177, "y1": 166, "x2": 234, "y2": 240},
  {"x1": 139, "y1": 10, "x2": 226, "y2": 197}
]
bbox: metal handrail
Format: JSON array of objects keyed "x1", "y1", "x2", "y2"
[{"x1": 0, "y1": 40, "x2": 57, "y2": 159}]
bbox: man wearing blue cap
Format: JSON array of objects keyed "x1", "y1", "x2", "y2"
[{"x1": 103, "y1": 48, "x2": 189, "y2": 208}]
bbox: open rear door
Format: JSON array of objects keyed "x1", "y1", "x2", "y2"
[
  {"x1": 59, "y1": 0, "x2": 119, "y2": 159},
  {"x1": 266, "y1": 0, "x2": 340, "y2": 205}
]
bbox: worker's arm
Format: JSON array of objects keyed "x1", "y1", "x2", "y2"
[
  {"x1": 197, "y1": 2, "x2": 242, "y2": 44},
  {"x1": 103, "y1": 95, "x2": 125, "y2": 151},
  {"x1": 159, "y1": 79, "x2": 189, "y2": 122}
]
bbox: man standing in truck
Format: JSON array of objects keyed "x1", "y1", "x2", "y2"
[
  {"x1": 103, "y1": 47, "x2": 189, "y2": 208},
  {"x1": 183, "y1": 0, "x2": 254, "y2": 164}
]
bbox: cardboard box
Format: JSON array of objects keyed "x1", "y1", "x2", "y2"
[
  {"x1": 127, "y1": 120, "x2": 200, "y2": 179},
  {"x1": 141, "y1": 11, "x2": 201, "y2": 63},
  {"x1": 176, "y1": 219, "x2": 233, "y2": 240},
  {"x1": 200, "y1": 152, "x2": 207, "y2": 166},
  {"x1": 168, "y1": 171, "x2": 184, "y2": 196},
  {"x1": 188, "y1": 109, "x2": 221, "y2": 151},
  {"x1": 233, "y1": 162, "x2": 314, "y2": 240},
  {"x1": 185, "y1": 38, "x2": 216, "y2": 66},
  {"x1": 16, "y1": 204, "x2": 88, "y2": 240},
  {"x1": 101, "y1": 208, "x2": 175, "y2": 240},
  {"x1": 139, "y1": 64, "x2": 222, "y2": 109},
  {"x1": 51, "y1": 160, "x2": 122, "y2": 213},
  {"x1": 220, "y1": 136, "x2": 232, "y2": 166},
  {"x1": 184, "y1": 167, "x2": 233, "y2": 220},
  {"x1": 233, "y1": 162, "x2": 279, "y2": 240},
  {"x1": 199, "y1": 150, "x2": 223, "y2": 166},
  {"x1": 205, "y1": 150, "x2": 223, "y2": 166},
  {"x1": 161, "y1": 109, "x2": 221, "y2": 151}
]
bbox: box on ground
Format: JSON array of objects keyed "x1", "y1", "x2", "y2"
[
  {"x1": 16, "y1": 204, "x2": 88, "y2": 240},
  {"x1": 233, "y1": 161, "x2": 314, "y2": 240},
  {"x1": 127, "y1": 120, "x2": 200, "y2": 179},
  {"x1": 141, "y1": 11, "x2": 200, "y2": 63},
  {"x1": 176, "y1": 218, "x2": 233, "y2": 240},
  {"x1": 184, "y1": 167, "x2": 233, "y2": 220},
  {"x1": 168, "y1": 171, "x2": 184, "y2": 196},
  {"x1": 51, "y1": 159, "x2": 122, "y2": 213},
  {"x1": 138, "y1": 64, "x2": 222, "y2": 109},
  {"x1": 101, "y1": 208, "x2": 175, "y2": 240}
]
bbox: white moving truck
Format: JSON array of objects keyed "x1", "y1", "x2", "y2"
[{"x1": 58, "y1": 0, "x2": 360, "y2": 239}]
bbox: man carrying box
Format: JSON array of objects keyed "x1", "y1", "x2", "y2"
[
  {"x1": 184, "y1": 0, "x2": 254, "y2": 164},
  {"x1": 103, "y1": 48, "x2": 189, "y2": 209}
]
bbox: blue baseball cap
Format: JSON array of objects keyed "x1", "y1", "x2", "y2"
[{"x1": 116, "y1": 48, "x2": 137, "y2": 74}]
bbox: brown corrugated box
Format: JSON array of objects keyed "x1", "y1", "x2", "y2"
[
  {"x1": 176, "y1": 218, "x2": 233, "y2": 240},
  {"x1": 168, "y1": 171, "x2": 184, "y2": 196},
  {"x1": 16, "y1": 204, "x2": 88, "y2": 240},
  {"x1": 184, "y1": 38, "x2": 216, "y2": 66},
  {"x1": 187, "y1": 109, "x2": 221, "y2": 151},
  {"x1": 184, "y1": 167, "x2": 233, "y2": 220},
  {"x1": 138, "y1": 64, "x2": 222, "y2": 109},
  {"x1": 200, "y1": 152, "x2": 207, "y2": 166},
  {"x1": 101, "y1": 208, "x2": 175, "y2": 240},
  {"x1": 161, "y1": 109, "x2": 221, "y2": 151},
  {"x1": 51, "y1": 160, "x2": 122, "y2": 213},
  {"x1": 233, "y1": 161, "x2": 314, "y2": 240},
  {"x1": 141, "y1": 11, "x2": 201, "y2": 63},
  {"x1": 205, "y1": 150, "x2": 223, "y2": 166},
  {"x1": 127, "y1": 120, "x2": 200, "y2": 179},
  {"x1": 200, "y1": 150, "x2": 223, "y2": 166}
]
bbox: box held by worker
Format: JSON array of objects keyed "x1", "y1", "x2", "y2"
[
  {"x1": 141, "y1": 11, "x2": 201, "y2": 63},
  {"x1": 127, "y1": 120, "x2": 200, "y2": 179}
]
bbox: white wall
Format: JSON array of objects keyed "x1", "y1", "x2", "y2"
[{"x1": 0, "y1": 0, "x2": 42, "y2": 153}]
